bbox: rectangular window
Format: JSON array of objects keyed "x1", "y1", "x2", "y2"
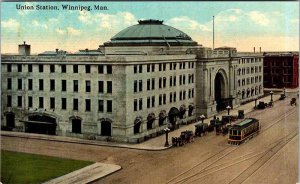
[
  {"x1": 173, "y1": 63, "x2": 177, "y2": 70},
  {"x1": 163, "y1": 77, "x2": 166, "y2": 88},
  {"x1": 169, "y1": 63, "x2": 172, "y2": 70},
  {"x1": 85, "y1": 99, "x2": 91, "y2": 111},
  {"x1": 7, "y1": 78, "x2": 12, "y2": 90},
  {"x1": 159, "y1": 64, "x2": 162, "y2": 71},
  {"x1": 73, "y1": 65, "x2": 78, "y2": 73},
  {"x1": 173, "y1": 76, "x2": 176, "y2": 86},
  {"x1": 18, "y1": 64, "x2": 22, "y2": 72},
  {"x1": 159, "y1": 78, "x2": 162, "y2": 88},
  {"x1": 107, "y1": 81, "x2": 112, "y2": 93},
  {"x1": 147, "y1": 64, "x2": 150, "y2": 72},
  {"x1": 39, "y1": 64, "x2": 43, "y2": 73},
  {"x1": 159, "y1": 95, "x2": 162, "y2": 105},
  {"x1": 18, "y1": 96, "x2": 22, "y2": 107},
  {"x1": 62, "y1": 80, "x2": 66, "y2": 91},
  {"x1": 152, "y1": 64, "x2": 155, "y2": 72},
  {"x1": 7, "y1": 64, "x2": 12, "y2": 72},
  {"x1": 107, "y1": 65, "x2": 112, "y2": 74},
  {"x1": 28, "y1": 64, "x2": 32, "y2": 72},
  {"x1": 179, "y1": 75, "x2": 182, "y2": 85},
  {"x1": 28, "y1": 96, "x2": 33, "y2": 108},
  {"x1": 134, "y1": 65, "x2": 138, "y2": 74},
  {"x1": 85, "y1": 65, "x2": 91, "y2": 73},
  {"x1": 61, "y1": 98, "x2": 67, "y2": 110},
  {"x1": 163, "y1": 63, "x2": 166, "y2": 71},
  {"x1": 163, "y1": 94, "x2": 166, "y2": 104},
  {"x1": 50, "y1": 64, "x2": 55, "y2": 73},
  {"x1": 139, "y1": 80, "x2": 142, "y2": 91},
  {"x1": 98, "y1": 81, "x2": 104, "y2": 93},
  {"x1": 134, "y1": 99, "x2": 138, "y2": 111},
  {"x1": 170, "y1": 76, "x2": 172, "y2": 87},
  {"x1": 86, "y1": 80, "x2": 91, "y2": 92},
  {"x1": 18, "y1": 79, "x2": 22, "y2": 90},
  {"x1": 180, "y1": 91, "x2": 182, "y2": 100},
  {"x1": 147, "y1": 97, "x2": 150, "y2": 108},
  {"x1": 28, "y1": 79, "x2": 32, "y2": 90},
  {"x1": 39, "y1": 79, "x2": 44, "y2": 91},
  {"x1": 107, "y1": 100, "x2": 112, "y2": 112},
  {"x1": 139, "y1": 65, "x2": 142, "y2": 73},
  {"x1": 179, "y1": 63, "x2": 182, "y2": 69},
  {"x1": 170, "y1": 93, "x2": 173, "y2": 103},
  {"x1": 50, "y1": 79, "x2": 55, "y2": 91},
  {"x1": 152, "y1": 78, "x2": 155, "y2": 90},
  {"x1": 39, "y1": 97, "x2": 43, "y2": 108},
  {"x1": 61, "y1": 65, "x2": 66, "y2": 73},
  {"x1": 134, "y1": 80, "x2": 137, "y2": 93},
  {"x1": 139, "y1": 98, "x2": 142, "y2": 110},
  {"x1": 98, "y1": 65, "x2": 104, "y2": 73},
  {"x1": 98, "y1": 100, "x2": 104, "y2": 112},
  {"x1": 183, "y1": 62, "x2": 186, "y2": 69},
  {"x1": 73, "y1": 99, "x2": 78, "y2": 110},
  {"x1": 183, "y1": 75, "x2": 186, "y2": 85},
  {"x1": 183, "y1": 91, "x2": 186, "y2": 100},
  {"x1": 147, "y1": 79, "x2": 150, "y2": 91},
  {"x1": 152, "y1": 96, "x2": 155, "y2": 107},
  {"x1": 7, "y1": 95, "x2": 12, "y2": 107},
  {"x1": 50, "y1": 97, "x2": 55, "y2": 109},
  {"x1": 74, "y1": 80, "x2": 78, "y2": 92},
  {"x1": 174, "y1": 92, "x2": 176, "y2": 102}
]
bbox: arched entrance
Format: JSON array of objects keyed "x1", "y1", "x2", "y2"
[
  {"x1": 159, "y1": 110, "x2": 167, "y2": 126},
  {"x1": 214, "y1": 70, "x2": 229, "y2": 111},
  {"x1": 147, "y1": 113, "x2": 155, "y2": 130},
  {"x1": 134, "y1": 117, "x2": 142, "y2": 134},
  {"x1": 101, "y1": 121, "x2": 111, "y2": 136},
  {"x1": 71, "y1": 117, "x2": 82, "y2": 134},
  {"x1": 168, "y1": 107, "x2": 179, "y2": 130},
  {"x1": 26, "y1": 114, "x2": 57, "y2": 135},
  {"x1": 5, "y1": 112, "x2": 15, "y2": 129},
  {"x1": 188, "y1": 104, "x2": 194, "y2": 117}
]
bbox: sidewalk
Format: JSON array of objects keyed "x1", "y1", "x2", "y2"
[
  {"x1": 1, "y1": 94, "x2": 281, "y2": 151},
  {"x1": 43, "y1": 162, "x2": 121, "y2": 184}
]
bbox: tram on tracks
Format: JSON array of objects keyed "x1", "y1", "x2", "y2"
[{"x1": 228, "y1": 118, "x2": 260, "y2": 145}]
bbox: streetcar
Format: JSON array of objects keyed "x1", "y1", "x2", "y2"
[{"x1": 228, "y1": 118, "x2": 260, "y2": 145}]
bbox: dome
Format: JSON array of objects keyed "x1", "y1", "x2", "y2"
[{"x1": 104, "y1": 19, "x2": 198, "y2": 46}]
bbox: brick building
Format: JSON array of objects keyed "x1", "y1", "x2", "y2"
[{"x1": 263, "y1": 52, "x2": 299, "y2": 88}]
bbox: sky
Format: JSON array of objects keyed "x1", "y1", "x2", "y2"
[{"x1": 1, "y1": 1, "x2": 299, "y2": 54}]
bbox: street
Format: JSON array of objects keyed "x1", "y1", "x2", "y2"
[{"x1": 1, "y1": 94, "x2": 298, "y2": 184}]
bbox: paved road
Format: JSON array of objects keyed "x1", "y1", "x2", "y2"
[{"x1": 1, "y1": 94, "x2": 298, "y2": 184}]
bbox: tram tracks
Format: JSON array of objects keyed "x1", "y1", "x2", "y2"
[{"x1": 166, "y1": 101, "x2": 298, "y2": 184}]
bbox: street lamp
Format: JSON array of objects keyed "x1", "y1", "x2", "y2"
[
  {"x1": 200, "y1": 114, "x2": 205, "y2": 124},
  {"x1": 270, "y1": 91, "x2": 274, "y2": 102},
  {"x1": 226, "y1": 106, "x2": 231, "y2": 115},
  {"x1": 164, "y1": 127, "x2": 170, "y2": 147},
  {"x1": 283, "y1": 87, "x2": 286, "y2": 96},
  {"x1": 254, "y1": 97, "x2": 258, "y2": 108}
]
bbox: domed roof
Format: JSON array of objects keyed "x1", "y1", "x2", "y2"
[{"x1": 104, "y1": 19, "x2": 198, "y2": 46}]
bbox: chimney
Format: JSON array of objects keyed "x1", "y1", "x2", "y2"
[
  {"x1": 18, "y1": 41, "x2": 31, "y2": 56},
  {"x1": 56, "y1": 49, "x2": 59, "y2": 53},
  {"x1": 253, "y1": 47, "x2": 255, "y2": 53},
  {"x1": 259, "y1": 47, "x2": 261, "y2": 53}
]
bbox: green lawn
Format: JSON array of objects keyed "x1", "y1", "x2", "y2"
[{"x1": 1, "y1": 150, "x2": 93, "y2": 184}]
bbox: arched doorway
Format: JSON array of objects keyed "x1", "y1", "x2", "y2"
[
  {"x1": 101, "y1": 121, "x2": 111, "y2": 136},
  {"x1": 168, "y1": 107, "x2": 179, "y2": 130},
  {"x1": 179, "y1": 105, "x2": 186, "y2": 119},
  {"x1": 147, "y1": 113, "x2": 155, "y2": 130},
  {"x1": 71, "y1": 118, "x2": 82, "y2": 134},
  {"x1": 5, "y1": 112, "x2": 15, "y2": 128},
  {"x1": 26, "y1": 114, "x2": 57, "y2": 135},
  {"x1": 159, "y1": 110, "x2": 167, "y2": 126},
  {"x1": 214, "y1": 70, "x2": 229, "y2": 111},
  {"x1": 134, "y1": 117, "x2": 142, "y2": 134},
  {"x1": 188, "y1": 104, "x2": 194, "y2": 117}
]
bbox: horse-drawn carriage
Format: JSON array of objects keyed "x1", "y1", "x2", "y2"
[
  {"x1": 290, "y1": 98, "x2": 297, "y2": 106},
  {"x1": 257, "y1": 101, "x2": 273, "y2": 109},
  {"x1": 279, "y1": 94, "x2": 286, "y2": 100},
  {"x1": 172, "y1": 130, "x2": 194, "y2": 146}
]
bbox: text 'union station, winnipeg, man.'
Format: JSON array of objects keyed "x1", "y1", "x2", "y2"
[{"x1": 1, "y1": 19, "x2": 264, "y2": 143}]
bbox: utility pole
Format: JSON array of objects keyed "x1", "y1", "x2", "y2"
[{"x1": 213, "y1": 16, "x2": 215, "y2": 50}]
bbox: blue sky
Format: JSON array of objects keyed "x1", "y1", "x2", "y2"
[{"x1": 1, "y1": 2, "x2": 299, "y2": 53}]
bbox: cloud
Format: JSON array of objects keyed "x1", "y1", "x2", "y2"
[
  {"x1": 2, "y1": 18, "x2": 20, "y2": 30},
  {"x1": 17, "y1": 2, "x2": 37, "y2": 16},
  {"x1": 32, "y1": 19, "x2": 48, "y2": 29},
  {"x1": 55, "y1": 28, "x2": 66, "y2": 35},
  {"x1": 66, "y1": 27, "x2": 81, "y2": 35},
  {"x1": 247, "y1": 11, "x2": 270, "y2": 26},
  {"x1": 167, "y1": 16, "x2": 211, "y2": 31},
  {"x1": 290, "y1": 18, "x2": 299, "y2": 23}
]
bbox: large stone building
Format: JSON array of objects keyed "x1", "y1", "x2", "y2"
[{"x1": 1, "y1": 20, "x2": 263, "y2": 143}]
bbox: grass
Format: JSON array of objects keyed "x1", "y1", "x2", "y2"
[{"x1": 1, "y1": 150, "x2": 93, "y2": 184}]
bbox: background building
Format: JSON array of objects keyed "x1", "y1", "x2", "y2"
[
  {"x1": 263, "y1": 52, "x2": 299, "y2": 89},
  {"x1": 1, "y1": 20, "x2": 264, "y2": 143}
]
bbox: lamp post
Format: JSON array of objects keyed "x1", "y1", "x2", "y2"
[
  {"x1": 283, "y1": 87, "x2": 286, "y2": 96},
  {"x1": 164, "y1": 127, "x2": 170, "y2": 147},
  {"x1": 270, "y1": 91, "x2": 274, "y2": 102},
  {"x1": 255, "y1": 97, "x2": 258, "y2": 108},
  {"x1": 200, "y1": 114, "x2": 205, "y2": 124},
  {"x1": 226, "y1": 106, "x2": 231, "y2": 115}
]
